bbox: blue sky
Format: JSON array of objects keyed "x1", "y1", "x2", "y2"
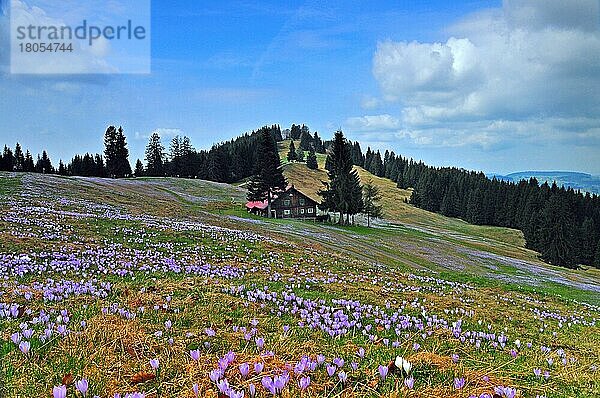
[{"x1": 1, "y1": 0, "x2": 599, "y2": 174}]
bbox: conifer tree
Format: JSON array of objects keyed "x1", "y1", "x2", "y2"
[
  {"x1": 134, "y1": 159, "x2": 145, "y2": 177},
  {"x1": 319, "y1": 130, "x2": 362, "y2": 225},
  {"x1": 363, "y1": 179, "x2": 383, "y2": 227},
  {"x1": 306, "y1": 147, "x2": 318, "y2": 170},
  {"x1": 247, "y1": 127, "x2": 287, "y2": 218},
  {"x1": 287, "y1": 141, "x2": 298, "y2": 162},
  {"x1": 13, "y1": 143, "x2": 24, "y2": 171},
  {"x1": 594, "y1": 240, "x2": 600, "y2": 269},
  {"x1": 296, "y1": 146, "x2": 305, "y2": 162},
  {"x1": 145, "y1": 132, "x2": 165, "y2": 176},
  {"x1": 23, "y1": 150, "x2": 35, "y2": 172}
]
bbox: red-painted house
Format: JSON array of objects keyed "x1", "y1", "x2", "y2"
[{"x1": 246, "y1": 185, "x2": 318, "y2": 218}]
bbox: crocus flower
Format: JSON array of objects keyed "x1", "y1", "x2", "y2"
[
  {"x1": 404, "y1": 376, "x2": 415, "y2": 389},
  {"x1": 357, "y1": 347, "x2": 365, "y2": 358},
  {"x1": 454, "y1": 377, "x2": 466, "y2": 389},
  {"x1": 248, "y1": 383, "x2": 256, "y2": 397},
  {"x1": 255, "y1": 337, "x2": 265, "y2": 350},
  {"x1": 298, "y1": 376, "x2": 310, "y2": 390},
  {"x1": 149, "y1": 358, "x2": 159, "y2": 370},
  {"x1": 192, "y1": 383, "x2": 199, "y2": 398},
  {"x1": 452, "y1": 354, "x2": 459, "y2": 363},
  {"x1": 19, "y1": 340, "x2": 30, "y2": 355},
  {"x1": 190, "y1": 349, "x2": 200, "y2": 361},
  {"x1": 53, "y1": 385, "x2": 67, "y2": 398},
  {"x1": 378, "y1": 364, "x2": 388, "y2": 380},
  {"x1": 261, "y1": 376, "x2": 276, "y2": 395},
  {"x1": 239, "y1": 363, "x2": 250, "y2": 378},
  {"x1": 76, "y1": 379, "x2": 89, "y2": 396},
  {"x1": 254, "y1": 362, "x2": 264, "y2": 374},
  {"x1": 326, "y1": 364, "x2": 336, "y2": 377},
  {"x1": 534, "y1": 368, "x2": 542, "y2": 378},
  {"x1": 209, "y1": 369, "x2": 223, "y2": 382},
  {"x1": 338, "y1": 371, "x2": 348, "y2": 384}
]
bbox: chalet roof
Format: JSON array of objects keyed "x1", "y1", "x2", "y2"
[{"x1": 245, "y1": 185, "x2": 317, "y2": 209}]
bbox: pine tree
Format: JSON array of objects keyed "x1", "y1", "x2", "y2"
[
  {"x1": 306, "y1": 147, "x2": 318, "y2": 170},
  {"x1": 363, "y1": 179, "x2": 383, "y2": 227},
  {"x1": 579, "y1": 218, "x2": 596, "y2": 265},
  {"x1": 296, "y1": 146, "x2": 305, "y2": 162},
  {"x1": 35, "y1": 151, "x2": 53, "y2": 174},
  {"x1": 58, "y1": 160, "x2": 67, "y2": 175},
  {"x1": 145, "y1": 132, "x2": 165, "y2": 176},
  {"x1": 134, "y1": 159, "x2": 145, "y2": 177},
  {"x1": 538, "y1": 195, "x2": 576, "y2": 268},
  {"x1": 594, "y1": 240, "x2": 600, "y2": 269},
  {"x1": 169, "y1": 136, "x2": 182, "y2": 176},
  {"x1": 23, "y1": 150, "x2": 35, "y2": 172},
  {"x1": 247, "y1": 127, "x2": 287, "y2": 218},
  {"x1": 287, "y1": 141, "x2": 298, "y2": 162},
  {"x1": 104, "y1": 126, "x2": 118, "y2": 177},
  {"x1": 13, "y1": 143, "x2": 24, "y2": 171},
  {"x1": 115, "y1": 127, "x2": 132, "y2": 177},
  {"x1": 299, "y1": 130, "x2": 312, "y2": 150},
  {"x1": 1, "y1": 145, "x2": 14, "y2": 171},
  {"x1": 319, "y1": 130, "x2": 361, "y2": 225}
]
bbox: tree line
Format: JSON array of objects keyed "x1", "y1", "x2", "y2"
[{"x1": 2, "y1": 123, "x2": 597, "y2": 268}]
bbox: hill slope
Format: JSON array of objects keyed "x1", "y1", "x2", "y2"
[{"x1": 1, "y1": 171, "x2": 599, "y2": 397}]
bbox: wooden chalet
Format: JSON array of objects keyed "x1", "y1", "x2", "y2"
[{"x1": 246, "y1": 185, "x2": 319, "y2": 219}]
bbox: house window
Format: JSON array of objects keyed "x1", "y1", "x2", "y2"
[
  {"x1": 299, "y1": 198, "x2": 305, "y2": 205},
  {"x1": 284, "y1": 209, "x2": 291, "y2": 216},
  {"x1": 300, "y1": 208, "x2": 305, "y2": 214},
  {"x1": 284, "y1": 199, "x2": 291, "y2": 206},
  {"x1": 307, "y1": 207, "x2": 314, "y2": 214}
]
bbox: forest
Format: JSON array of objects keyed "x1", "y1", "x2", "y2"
[{"x1": 1, "y1": 123, "x2": 598, "y2": 269}]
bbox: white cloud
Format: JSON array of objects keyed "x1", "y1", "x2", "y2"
[
  {"x1": 362, "y1": 0, "x2": 600, "y2": 151},
  {"x1": 345, "y1": 114, "x2": 400, "y2": 131}
]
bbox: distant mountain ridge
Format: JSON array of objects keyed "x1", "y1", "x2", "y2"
[{"x1": 488, "y1": 171, "x2": 600, "y2": 194}]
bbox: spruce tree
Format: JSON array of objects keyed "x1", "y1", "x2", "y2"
[
  {"x1": 58, "y1": 160, "x2": 67, "y2": 175},
  {"x1": 318, "y1": 130, "x2": 361, "y2": 225},
  {"x1": 594, "y1": 240, "x2": 600, "y2": 269},
  {"x1": 134, "y1": 159, "x2": 145, "y2": 177},
  {"x1": 287, "y1": 141, "x2": 298, "y2": 162},
  {"x1": 247, "y1": 127, "x2": 287, "y2": 218},
  {"x1": 145, "y1": 132, "x2": 165, "y2": 176},
  {"x1": 104, "y1": 126, "x2": 118, "y2": 177},
  {"x1": 363, "y1": 179, "x2": 383, "y2": 227},
  {"x1": 296, "y1": 146, "x2": 305, "y2": 162},
  {"x1": 306, "y1": 147, "x2": 318, "y2": 170},
  {"x1": 115, "y1": 127, "x2": 132, "y2": 177},
  {"x1": 13, "y1": 143, "x2": 24, "y2": 171},
  {"x1": 24, "y1": 150, "x2": 35, "y2": 172}
]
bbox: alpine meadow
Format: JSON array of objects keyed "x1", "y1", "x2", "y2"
[{"x1": 1, "y1": 1, "x2": 600, "y2": 398}]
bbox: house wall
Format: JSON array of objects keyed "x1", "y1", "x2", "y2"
[{"x1": 271, "y1": 190, "x2": 317, "y2": 218}]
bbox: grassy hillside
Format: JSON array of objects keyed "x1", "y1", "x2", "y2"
[{"x1": 1, "y1": 172, "x2": 599, "y2": 398}]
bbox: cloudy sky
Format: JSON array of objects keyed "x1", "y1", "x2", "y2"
[{"x1": 1, "y1": 0, "x2": 599, "y2": 174}]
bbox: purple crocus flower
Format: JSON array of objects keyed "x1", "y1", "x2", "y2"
[
  {"x1": 239, "y1": 363, "x2": 250, "y2": 378},
  {"x1": 192, "y1": 383, "x2": 199, "y2": 398},
  {"x1": 149, "y1": 358, "x2": 159, "y2": 370},
  {"x1": 326, "y1": 364, "x2": 336, "y2": 377},
  {"x1": 255, "y1": 337, "x2": 265, "y2": 350},
  {"x1": 333, "y1": 358, "x2": 344, "y2": 368},
  {"x1": 53, "y1": 385, "x2": 67, "y2": 398},
  {"x1": 316, "y1": 354, "x2": 325, "y2": 365},
  {"x1": 19, "y1": 340, "x2": 30, "y2": 355},
  {"x1": 190, "y1": 349, "x2": 200, "y2": 361},
  {"x1": 254, "y1": 362, "x2": 264, "y2": 374},
  {"x1": 404, "y1": 376, "x2": 415, "y2": 389},
  {"x1": 357, "y1": 347, "x2": 365, "y2": 358},
  {"x1": 209, "y1": 369, "x2": 223, "y2": 382},
  {"x1": 454, "y1": 377, "x2": 466, "y2": 389},
  {"x1": 248, "y1": 383, "x2": 256, "y2": 397},
  {"x1": 298, "y1": 376, "x2": 310, "y2": 390},
  {"x1": 534, "y1": 368, "x2": 542, "y2": 378},
  {"x1": 76, "y1": 379, "x2": 89, "y2": 396},
  {"x1": 452, "y1": 354, "x2": 459, "y2": 363},
  {"x1": 378, "y1": 364, "x2": 388, "y2": 380},
  {"x1": 261, "y1": 376, "x2": 276, "y2": 395},
  {"x1": 338, "y1": 371, "x2": 348, "y2": 384}
]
